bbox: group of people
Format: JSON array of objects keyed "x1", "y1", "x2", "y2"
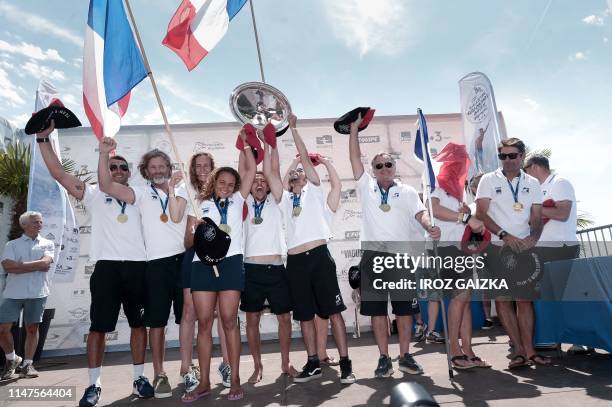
[{"x1": 0, "y1": 111, "x2": 580, "y2": 406}]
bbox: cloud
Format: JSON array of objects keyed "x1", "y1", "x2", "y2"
[
  {"x1": 0, "y1": 2, "x2": 82, "y2": 47},
  {"x1": 322, "y1": 0, "x2": 416, "y2": 57},
  {"x1": 0, "y1": 67, "x2": 26, "y2": 106},
  {"x1": 605, "y1": 37, "x2": 609, "y2": 43},
  {"x1": 9, "y1": 113, "x2": 30, "y2": 128},
  {"x1": 523, "y1": 97, "x2": 540, "y2": 111},
  {"x1": 0, "y1": 40, "x2": 65, "y2": 62},
  {"x1": 583, "y1": 15, "x2": 604, "y2": 25},
  {"x1": 22, "y1": 60, "x2": 66, "y2": 81},
  {"x1": 569, "y1": 51, "x2": 587, "y2": 61}
]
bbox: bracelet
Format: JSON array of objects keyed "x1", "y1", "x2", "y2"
[
  {"x1": 36, "y1": 137, "x2": 49, "y2": 143},
  {"x1": 243, "y1": 145, "x2": 252, "y2": 150},
  {"x1": 462, "y1": 213, "x2": 472, "y2": 225}
]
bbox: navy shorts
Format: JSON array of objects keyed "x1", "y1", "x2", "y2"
[
  {"x1": 240, "y1": 264, "x2": 292, "y2": 315},
  {"x1": 181, "y1": 247, "x2": 196, "y2": 289},
  {"x1": 144, "y1": 254, "x2": 183, "y2": 328},
  {"x1": 191, "y1": 255, "x2": 245, "y2": 292}
]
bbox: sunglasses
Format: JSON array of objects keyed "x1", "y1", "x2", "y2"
[
  {"x1": 110, "y1": 164, "x2": 129, "y2": 171},
  {"x1": 498, "y1": 153, "x2": 520, "y2": 160},
  {"x1": 374, "y1": 162, "x2": 394, "y2": 170}
]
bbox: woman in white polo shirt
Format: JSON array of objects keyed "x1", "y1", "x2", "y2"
[{"x1": 181, "y1": 129, "x2": 256, "y2": 402}]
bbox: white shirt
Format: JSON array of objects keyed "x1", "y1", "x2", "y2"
[
  {"x1": 132, "y1": 183, "x2": 187, "y2": 261},
  {"x1": 82, "y1": 185, "x2": 147, "y2": 262},
  {"x1": 356, "y1": 172, "x2": 426, "y2": 242},
  {"x1": 190, "y1": 191, "x2": 245, "y2": 260},
  {"x1": 539, "y1": 174, "x2": 578, "y2": 246},
  {"x1": 476, "y1": 169, "x2": 543, "y2": 245},
  {"x1": 1, "y1": 234, "x2": 54, "y2": 299},
  {"x1": 429, "y1": 187, "x2": 465, "y2": 246},
  {"x1": 244, "y1": 193, "x2": 286, "y2": 257},
  {"x1": 281, "y1": 182, "x2": 332, "y2": 250}
]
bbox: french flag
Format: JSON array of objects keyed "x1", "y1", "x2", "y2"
[
  {"x1": 163, "y1": 0, "x2": 248, "y2": 71},
  {"x1": 83, "y1": 0, "x2": 147, "y2": 139},
  {"x1": 414, "y1": 108, "x2": 436, "y2": 193}
]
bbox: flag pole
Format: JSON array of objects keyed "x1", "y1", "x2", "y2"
[
  {"x1": 417, "y1": 108, "x2": 454, "y2": 380},
  {"x1": 124, "y1": 0, "x2": 218, "y2": 276},
  {"x1": 248, "y1": 0, "x2": 266, "y2": 83}
]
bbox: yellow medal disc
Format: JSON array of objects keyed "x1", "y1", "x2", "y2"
[
  {"x1": 292, "y1": 207, "x2": 302, "y2": 217},
  {"x1": 219, "y1": 224, "x2": 231, "y2": 234},
  {"x1": 512, "y1": 202, "x2": 523, "y2": 211},
  {"x1": 117, "y1": 213, "x2": 128, "y2": 223},
  {"x1": 379, "y1": 203, "x2": 391, "y2": 212},
  {"x1": 160, "y1": 213, "x2": 169, "y2": 223}
]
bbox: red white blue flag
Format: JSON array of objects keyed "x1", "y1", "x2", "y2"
[{"x1": 414, "y1": 108, "x2": 436, "y2": 193}]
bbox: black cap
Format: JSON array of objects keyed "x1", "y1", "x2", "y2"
[
  {"x1": 25, "y1": 103, "x2": 82, "y2": 135},
  {"x1": 348, "y1": 265, "x2": 361, "y2": 290},
  {"x1": 333, "y1": 107, "x2": 375, "y2": 134},
  {"x1": 193, "y1": 217, "x2": 231, "y2": 265}
]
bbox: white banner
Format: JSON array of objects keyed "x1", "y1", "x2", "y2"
[{"x1": 458, "y1": 72, "x2": 506, "y2": 180}]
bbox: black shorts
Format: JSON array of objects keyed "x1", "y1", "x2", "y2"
[
  {"x1": 191, "y1": 254, "x2": 245, "y2": 292},
  {"x1": 181, "y1": 247, "x2": 196, "y2": 289},
  {"x1": 89, "y1": 260, "x2": 146, "y2": 333},
  {"x1": 240, "y1": 263, "x2": 292, "y2": 315},
  {"x1": 144, "y1": 254, "x2": 184, "y2": 328},
  {"x1": 286, "y1": 245, "x2": 346, "y2": 321},
  {"x1": 359, "y1": 250, "x2": 420, "y2": 317},
  {"x1": 536, "y1": 245, "x2": 580, "y2": 264}
]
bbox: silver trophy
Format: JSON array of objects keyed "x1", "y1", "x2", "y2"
[{"x1": 229, "y1": 82, "x2": 292, "y2": 132}]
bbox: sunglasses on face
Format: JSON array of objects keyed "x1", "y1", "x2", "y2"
[
  {"x1": 374, "y1": 162, "x2": 394, "y2": 170},
  {"x1": 498, "y1": 153, "x2": 520, "y2": 160},
  {"x1": 110, "y1": 164, "x2": 129, "y2": 171}
]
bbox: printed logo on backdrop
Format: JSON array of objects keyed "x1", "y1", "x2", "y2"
[
  {"x1": 155, "y1": 139, "x2": 172, "y2": 153},
  {"x1": 84, "y1": 331, "x2": 118, "y2": 343},
  {"x1": 341, "y1": 248, "x2": 363, "y2": 259},
  {"x1": 84, "y1": 262, "x2": 96, "y2": 277},
  {"x1": 342, "y1": 209, "x2": 362, "y2": 221},
  {"x1": 340, "y1": 189, "x2": 357, "y2": 204},
  {"x1": 79, "y1": 226, "x2": 91, "y2": 234},
  {"x1": 68, "y1": 307, "x2": 89, "y2": 322},
  {"x1": 400, "y1": 131, "x2": 412, "y2": 142},
  {"x1": 71, "y1": 288, "x2": 87, "y2": 299},
  {"x1": 316, "y1": 135, "x2": 333, "y2": 145},
  {"x1": 194, "y1": 141, "x2": 224, "y2": 151},
  {"x1": 344, "y1": 231, "x2": 360, "y2": 241},
  {"x1": 466, "y1": 85, "x2": 490, "y2": 124},
  {"x1": 358, "y1": 134, "x2": 380, "y2": 144}
]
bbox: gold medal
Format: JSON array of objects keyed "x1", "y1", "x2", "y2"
[
  {"x1": 292, "y1": 207, "x2": 302, "y2": 217},
  {"x1": 512, "y1": 202, "x2": 523, "y2": 211},
  {"x1": 160, "y1": 213, "x2": 169, "y2": 223},
  {"x1": 219, "y1": 224, "x2": 231, "y2": 234},
  {"x1": 117, "y1": 213, "x2": 128, "y2": 223},
  {"x1": 379, "y1": 203, "x2": 391, "y2": 212},
  {"x1": 252, "y1": 217, "x2": 263, "y2": 225}
]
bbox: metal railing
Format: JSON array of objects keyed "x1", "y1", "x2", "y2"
[{"x1": 577, "y1": 224, "x2": 612, "y2": 258}]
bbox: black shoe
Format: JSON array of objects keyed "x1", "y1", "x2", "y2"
[
  {"x1": 481, "y1": 318, "x2": 494, "y2": 330},
  {"x1": 294, "y1": 359, "x2": 322, "y2": 383},
  {"x1": 133, "y1": 376, "x2": 154, "y2": 398},
  {"x1": 374, "y1": 354, "x2": 394, "y2": 378},
  {"x1": 79, "y1": 385, "x2": 101, "y2": 407},
  {"x1": 339, "y1": 359, "x2": 356, "y2": 384},
  {"x1": 398, "y1": 353, "x2": 424, "y2": 375}
]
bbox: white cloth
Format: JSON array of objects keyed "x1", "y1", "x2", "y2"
[
  {"x1": 476, "y1": 169, "x2": 543, "y2": 244},
  {"x1": 244, "y1": 193, "x2": 286, "y2": 257},
  {"x1": 429, "y1": 187, "x2": 465, "y2": 246},
  {"x1": 82, "y1": 184, "x2": 146, "y2": 262},
  {"x1": 1, "y1": 234, "x2": 54, "y2": 299},
  {"x1": 539, "y1": 174, "x2": 578, "y2": 246}
]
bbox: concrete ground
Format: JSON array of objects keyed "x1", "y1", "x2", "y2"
[{"x1": 0, "y1": 326, "x2": 610, "y2": 406}]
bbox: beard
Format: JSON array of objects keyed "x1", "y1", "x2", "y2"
[{"x1": 152, "y1": 175, "x2": 168, "y2": 184}]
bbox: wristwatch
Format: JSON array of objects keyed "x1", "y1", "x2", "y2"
[
  {"x1": 498, "y1": 230, "x2": 508, "y2": 239},
  {"x1": 36, "y1": 137, "x2": 50, "y2": 143}
]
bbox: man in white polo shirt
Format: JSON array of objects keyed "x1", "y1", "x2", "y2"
[
  {"x1": 35, "y1": 123, "x2": 152, "y2": 407},
  {"x1": 476, "y1": 137, "x2": 547, "y2": 369},
  {"x1": 0, "y1": 212, "x2": 53, "y2": 380},
  {"x1": 348, "y1": 115, "x2": 440, "y2": 378},
  {"x1": 98, "y1": 137, "x2": 186, "y2": 398}
]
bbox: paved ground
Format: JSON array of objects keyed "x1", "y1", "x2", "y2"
[{"x1": 0, "y1": 326, "x2": 610, "y2": 406}]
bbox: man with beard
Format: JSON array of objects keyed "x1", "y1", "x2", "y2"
[
  {"x1": 98, "y1": 137, "x2": 186, "y2": 398},
  {"x1": 35, "y1": 123, "x2": 153, "y2": 407}
]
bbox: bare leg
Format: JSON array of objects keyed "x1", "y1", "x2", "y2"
[
  {"x1": 495, "y1": 299, "x2": 526, "y2": 357},
  {"x1": 130, "y1": 327, "x2": 147, "y2": 365},
  {"x1": 277, "y1": 313, "x2": 297, "y2": 376},
  {"x1": 372, "y1": 316, "x2": 389, "y2": 356},
  {"x1": 482, "y1": 293, "x2": 492, "y2": 320},
  {"x1": 448, "y1": 297, "x2": 465, "y2": 357},
  {"x1": 0, "y1": 323, "x2": 15, "y2": 355},
  {"x1": 150, "y1": 327, "x2": 166, "y2": 376},
  {"x1": 460, "y1": 301, "x2": 474, "y2": 356},
  {"x1": 516, "y1": 300, "x2": 536, "y2": 357},
  {"x1": 395, "y1": 315, "x2": 413, "y2": 356},
  {"x1": 329, "y1": 313, "x2": 348, "y2": 357},
  {"x1": 246, "y1": 312, "x2": 263, "y2": 383},
  {"x1": 314, "y1": 315, "x2": 330, "y2": 361},
  {"x1": 428, "y1": 301, "x2": 440, "y2": 332},
  {"x1": 23, "y1": 324, "x2": 39, "y2": 361},
  {"x1": 86, "y1": 331, "x2": 106, "y2": 368},
  {"x1": 300, "y1": 319, "x2": 317, "y2": 357},
  {"x1": 216, "y1": 301, "x2": 229, "y2": 365},
  {"x1": 179, "y1": 288, "x2": 197, "y2": 375},
  {"x1": 190, "y1": 291, "x2": 216, "y2": 394},
  {"x1": 218, "y1": 291, "x2": 243, "y2": 398}
]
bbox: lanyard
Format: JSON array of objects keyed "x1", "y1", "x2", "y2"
[
  {"x1": 505, "y1": 175, "x2": 521, "y2": 204},
  {"x1": 253, "y1": 198, "x2": 265, "y2": 218},
  {"x1": 150, "y1": 185, "x2": 168, "y2": 215},
  {"x1": 292, "y1": 193, "x2": 301, "y2": 209},
  {"x1": 214, "y1": 196, "x2": 230, "y2": 224},
  {"x1": 377, "y1": 183, "x2": 394, "y2": 205},
  {"x1": 115, "y1": 199, "x2": 127, "y2": 215}
]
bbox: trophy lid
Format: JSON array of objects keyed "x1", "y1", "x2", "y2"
[{"x1": 229, "y1": 82, "x2": 292, "y2": 131}]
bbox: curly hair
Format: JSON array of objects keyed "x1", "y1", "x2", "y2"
[
  {"x1": 189, "y1": 152, "x2": 215, "y2": 193},
  {"x1": 138, "y1": 149, "x2": 172, "y2": 180},
  {"x1": 200, "y1": 166, "x2": 241, "y2": 201}
]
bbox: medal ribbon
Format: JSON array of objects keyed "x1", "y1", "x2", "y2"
[
  {"x1": 115, "y1": 199, "x2": 127, "y2": 215},
  {"x1": 253, "y1": 199, "x2": 265, "y2": 219},
  {"x1": 378, "y1": 183, "x2": 393, "y2": 206},
  {"x1": 292, "y1": 193, "x2": 301, "y2": 210},
  {"x1": 150, "y1": 185, "x2": 169, "y2": 216},
  {"x1": 505, "y1": 174, "x2": 521, "y2": 205},
  {"x1": 214, "y1": 196, "x2": 230, "y2": 225}
]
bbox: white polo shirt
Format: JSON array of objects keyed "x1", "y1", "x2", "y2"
[
  {"x1": 429, "y1": 186, "x2": 465, "y2": 247},
  {"x1": 83, "y1": 184, "x2": 147, "y2": 262},
  {"x1": 1, "y1": 234, "x2": 54, "y2": 299},
  {"x1": 244, "y1": 193, "x2": 286, "y2": 257},
  {"x1": 280, "y1": 182, "x2": 331, "y2": 250},
  {"x1": 190, "y1": 191, "x2": 245, "y2": 260},
  {"x1": 356, "y1": 172, "x2": 426, "y2": 242},
  {"x1": 539, "y1": 174, "x2": 578, "y2": 246},
  {"x1": 476, "y1": 169, "x2": 543, "y2": 245},
  {"x1": 132, "y1": 183, "x2": 187, "y2": 261}
]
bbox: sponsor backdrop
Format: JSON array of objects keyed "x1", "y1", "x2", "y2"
[{"x1": 42, "y1": 112, "x2": 495, "y2": 356}]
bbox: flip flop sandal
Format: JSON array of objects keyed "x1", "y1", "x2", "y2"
[
  {"x1": 181, "y1": 389, "x2": 211, "y2": 404},
  {"x1": 321, "y1": 357, "x2": 340, "y2": 367},
  {"x1": 228, "y1": 390, "x2": 244, "y2": 401},
  {"x1": 451, "y1": 355, "x2": 477, "y2": 370},
  {"x1": 529, "y1": 354, "x2": 552, "y2": 366},
  {"x1": 508, "y1": 355, "x2": 530, "y2": 370},
  {"x1": 470, "y1": 356, "x2": 492, "y2": 368}
]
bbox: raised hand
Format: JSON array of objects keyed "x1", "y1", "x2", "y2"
[{"x1": 99, "y1": 137, "x2": 117, "y2": 154}]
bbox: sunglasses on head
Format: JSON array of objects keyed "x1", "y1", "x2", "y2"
[
  {"x1": 498, "y1": 153, "x2": 520, "y2": 160},
  {"x1": 374, "y1": 162, "x2": 394, "y2": 170},
  {"x1": 110, "y1": 164, "x2": 129, "y2": 171}
]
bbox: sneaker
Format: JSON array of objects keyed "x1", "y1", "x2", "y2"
[
  {"x1": 426, "y1": 330, "x2": 445, "y2": 344},
  {"x1": 414, "y1": 322, "x2": 427, "y2": 342},
  {"x1": 398, "y1": 353, "x2": 424, "y2": 375},
  {"x1": 567, "y1": 345, "x2": 594, "y2": 354},
  {"x1": 181, "y1": 369, "x2": 199, "y2": 393},
  {"x1": 217, "y1": 362, "x2": 231, "y2": 388},
  {"x1": 191, "y1": 364, "x2": 201, "y2": 381},
  {"x1": 339, "y1": 358, "x2": 356, "y2": 384},
  {"x1": 152, "y1": 373, "x2": 172, "y2": 399},
  {"x1": 481, "y1": 318, "x2": 494, "y2": 330},
  {"x1": 1, "y1": 355, "x2": 22, "y2": 380},
  {"x1": 374, "y1": 354, "x2": 394, "y2": 378},
  {"x1": 79, "y1": 385, "x2": 101, "y2": 407},
  {"x1": 294, "y1": 359, "x2": 322, "y2": 383},
  {"x1": 19, "y1": 363, "x2": 39, "y2": 378},
  {"x1": 133, "y1": 376, "x2": 154, "y2": 398}
]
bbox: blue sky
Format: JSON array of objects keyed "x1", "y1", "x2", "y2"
[{"x1": 0, "y1": 0, "x2": 611, "y2": 226}]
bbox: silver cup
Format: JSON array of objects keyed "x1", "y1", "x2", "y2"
[{"x1": 229, "y1": 82, "x2": 292, "y2": 132}]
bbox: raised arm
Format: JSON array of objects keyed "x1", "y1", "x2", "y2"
[
  {"x1": 261, "y1": 131, "x2": 284, "y2": 203},
  {"x1": 320, "y1": 156, "x2": 341, "y2": 212},
  {"x1": 238, "y1": 128, "x2": 256, "y2": 199},
  {"x1": 97, "y1": 137, "x2": 136, "y2": 204},
  {"x1": 289, "y1": 114, "x2": 320, "y2": 186},
  {"x1": 349, "y1": 115, "x2": 365, "y2": 180},
  {"x1": 36, "y1": 121, "x2": 86, "y2": 200},
  {"x1": 283, "y1": 157, "x2": 301, "y2": 191}
]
